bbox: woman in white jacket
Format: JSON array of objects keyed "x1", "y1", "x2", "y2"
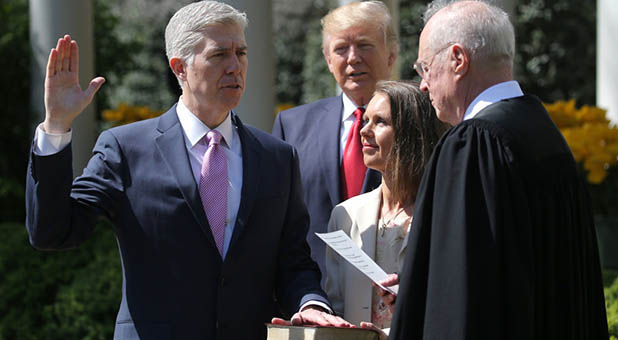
[{"x1": 324, "y1": 80, "x2": 446, "y2": 330}]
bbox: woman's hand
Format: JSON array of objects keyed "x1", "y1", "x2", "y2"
[
  {"x1": 373, "y1": 273, "x2": 399, "y2": 306},
  {"x1": 360, "y1": 321, "x2": 388, "y2": 340}
]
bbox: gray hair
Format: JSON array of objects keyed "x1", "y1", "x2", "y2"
[
  {"x1": 321, "y1": 1, "x2": 398, "y2": 55},
  {"x1": 165, "y1": 1, "x2": 248, "y2": 68},
  {"x1": 423, "y1": 0, "x2": 514, "y2": 68}
]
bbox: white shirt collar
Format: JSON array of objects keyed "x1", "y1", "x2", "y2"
[
  {"x1": 341, "y1": 92, "x2": 365, "y2": 122},
  {"x1": 464, "y1": 80, "x2": 524, "y2": 120},
  {"x1": 176, "y1": 97, "x2": 234, "y2": 149}
]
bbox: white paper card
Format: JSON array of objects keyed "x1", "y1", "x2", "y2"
[{"x1": 316, "y1": 230, "x2": 398, "y2": 295}]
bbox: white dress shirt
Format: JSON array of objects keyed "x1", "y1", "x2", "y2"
[
  {"x1": 463, "y1": 80, "x2": 524, "y2": 121},
  {"x1": 339, "y1": 92, "x2": 366, "y2": 162}
]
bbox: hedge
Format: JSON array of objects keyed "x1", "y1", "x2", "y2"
[{"x1": 0, "y1": 222, "x2": 121, "y2": 340}]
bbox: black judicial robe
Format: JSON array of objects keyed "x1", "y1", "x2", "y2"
[{"x1": 389, "y1": 95, "x2": 608, "y2": 340}]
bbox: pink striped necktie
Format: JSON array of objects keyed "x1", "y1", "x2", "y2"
[{"x1": 199, "y1": 130, "x2": 228, "y2": 256}]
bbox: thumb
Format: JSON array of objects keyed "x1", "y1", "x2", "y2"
[
  {"x1": 290, "y1": 312, "x2": 304, "y2": 325},
  {"x1": 85, "y1": 76, "x2": 105, "y2": 99},
  {"x1": 270, "y1": 317, "x2": 292, "y2": 326}
]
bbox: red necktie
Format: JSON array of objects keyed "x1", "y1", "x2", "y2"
[{"x1": 341, "y1": 107, "x2": 366, "y2": 200}]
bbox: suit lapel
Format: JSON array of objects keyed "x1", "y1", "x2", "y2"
[
  {"x1": 350, "y1": 186, "x2": 381, "y2": 260},
  {"x1": 229, "y1": 113, "x2": 260, "y2": 248},
  {"x1": 154, "y1": 106, "x2": 219, "y2": 252},
  {"x1": 316, "y1": 96, "x2": 344, "y2": 206},
  {"x1": 362, "y1": 168, "x2": 382, "y2": 193}
]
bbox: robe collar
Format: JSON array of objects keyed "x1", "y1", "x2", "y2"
[{"x1": 464, "y1": 80, "x2": 524, "y2": 120}]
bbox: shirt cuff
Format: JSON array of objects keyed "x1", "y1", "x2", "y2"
[
  {"x1": 299, "y1": 300, "x2": 333, "y2": 315},
  {"x1": 34, "y1": 123, "x2": 72, "y2": 156}
]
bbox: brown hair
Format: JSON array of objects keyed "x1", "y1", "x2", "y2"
[{"x1": 376, "y1": 80, "x2": 448, "y2": 204}]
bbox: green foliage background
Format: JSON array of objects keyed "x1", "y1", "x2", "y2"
[
  {"x1": 514, "y1": 0, "x2": 596, "y2": 105},
  {"x1": 0, "y1": 0, "x2": 30, "y2": 223},
  {"x1": 0, "y1": 0, "x2": 128, "y2": 338},
  {"x1": 0, "y1": 222, "x2": 120, "y2": 339},
  {"x1": 273, "y1": 0, "x2": 336, "y2": 105},
  {"x1": 0, "y1": 0, "x2": 606, "y2": 338},
  {"x1": 604, "y1": 271, "x2": 618, "y2": 339}
]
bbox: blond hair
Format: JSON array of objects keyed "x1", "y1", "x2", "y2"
[{"x1": 321, "y1": 1, "x2": 398, "y2": 55}]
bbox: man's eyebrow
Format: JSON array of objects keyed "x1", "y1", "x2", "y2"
[
  {"x1": 355, "y1": 36, "x2": 374, "y2": 42},
  {"x1": 211, "y1": 45, "x2": 248, "y2": 53}
]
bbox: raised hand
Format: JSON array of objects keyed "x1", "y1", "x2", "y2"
[{"x1": 43, "y1": 35, "x2": 105, "y2": 133}]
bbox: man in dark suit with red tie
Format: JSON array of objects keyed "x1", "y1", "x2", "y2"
[
  {"x1": 272, "y1": 1, "x2": 398, "y2": 277},
  {"x1": 24, "y1": 2, "x2": 351, "y2": 339}
]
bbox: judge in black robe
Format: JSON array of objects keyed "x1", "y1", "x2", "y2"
[
  {"x1": 389, "y1": 94, "x2": 608, "y2": 339},
  {"x1": 388, "y1": 1, "x2": 608, "y2": 339}
]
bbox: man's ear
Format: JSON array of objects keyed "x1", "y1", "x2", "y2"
[
  {"x1": 169, "y1": 57, "x2": 187, "y2": 82},
  {"x1": 387, "y1": 47, "x2": 398, "y2": 68},
  {"x1": 450, "y1": 44, "x2": 469, "y2": 77}
]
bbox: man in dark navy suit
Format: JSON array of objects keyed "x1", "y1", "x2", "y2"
[
  {"x1": 272, "y1": 1, "x2": 398, "y2": 277},
  {"x1": 25, "y1": 2, "x2": 351, "y2": 339}
]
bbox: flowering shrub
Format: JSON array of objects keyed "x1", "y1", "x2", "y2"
[
  {"x1": 101, "y1": 103, "x2": 164, "y2": 127},
  {"x1": 545, "y1": 100, "x2": 618, "y2": 216},
  {"x1": 275, "y1": 103, "x2": 295, "y2": 116},
  {"x1": 545, "y1": 100, "x2": 618, "y2": 184}
]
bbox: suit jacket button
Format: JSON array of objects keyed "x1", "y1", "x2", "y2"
[{"x1": 220, "y1": 277, "x2": 225, "y2": 287}]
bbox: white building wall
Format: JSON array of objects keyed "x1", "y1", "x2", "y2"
[
  {"x1": 597, "y1": 0, "x2": 618, "y2": 123},
  {"x1": 30, "y1": 0, "x2": 96, "y2": 175},
  {"x1": 224, "y1": 0, "x2": 275, "y2": 132}
]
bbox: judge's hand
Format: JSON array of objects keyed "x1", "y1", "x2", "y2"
[
  {"x1": 373, "y1": 273, "x2": 399, "y2": 307},
  {"x1": 360, "y1": 322, "x2": 388, "y2": 340},
  {"x1": 43, "y1": 35, "x2": 105, "y2": 134},
  {"x1": 270, "y1": 305, "x2": 355, "y2": 328}
]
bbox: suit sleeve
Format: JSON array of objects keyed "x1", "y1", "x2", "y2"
[
  {"x1": 271, "y1": 111, "x2": 285, "y2": 139},
  {"x1": 275, "y1": 146, "x2": 330, "y2": 315},
  {"x1": 25, "y1": 130, "x2": 125, "y2": 250},
  {"x1": 323, "y1": 205, "x2": 347, "y2": 316}
]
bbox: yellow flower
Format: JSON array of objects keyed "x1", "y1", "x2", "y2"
[
  {"x1": 101, "y1": 103, "x2": 164, "y2": 127},
  {"x1": 544, "y1": 99, "x2": 579, "y2": 128},
  {"x1": 545, "y1": 100, "x2": 616, "y2": 184},
  {"x1": 275, "y1": 103, "x2": 295, "y2": 116},
  {"x1": 102, "y1": 109, "x2": 123, "y2": 122},
  {"x1": 577, "y1": 105, "x2": 608, "y2": 124}
]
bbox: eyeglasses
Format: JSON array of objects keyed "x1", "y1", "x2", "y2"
[{"x1": 413, "y1": 44, "x2": 453, "y2": 80}]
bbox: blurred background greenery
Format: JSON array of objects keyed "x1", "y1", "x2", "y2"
[{"x1": 0, "y1": 0, "x2": 605, "y2": 338}]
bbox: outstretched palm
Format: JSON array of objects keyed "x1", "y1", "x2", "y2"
[{"x1": 44, "y1": 35, "x2": 105, "y2": 133}]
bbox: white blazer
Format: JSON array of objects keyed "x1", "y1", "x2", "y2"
[{"x1": 324, "y1": 186, "x2": 408, "y2": 325}]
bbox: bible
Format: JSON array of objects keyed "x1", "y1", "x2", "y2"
[{"x1": 266, "y1": 324, "x2": 379, "y2": 340}]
